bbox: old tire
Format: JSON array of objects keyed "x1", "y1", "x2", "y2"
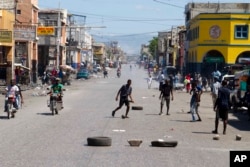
[
  {"x1": 87, "y1": 136, "x2": 112, "y2": 146},
  {"x1": 151, "y1": 140, "x2": 178, "y2": 147},
  {"x1": 131, "y1": 106, "x2": 143, "y2": 110}
]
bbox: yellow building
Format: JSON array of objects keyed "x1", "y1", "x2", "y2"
[
  {"x1": 187, "y1": 13, "x2": 250, "y2": 77},
  {"x1": 93, "y1": 43, "x2": 106, "y2": 65},
  {"x1": 0, "y1": 10, "x2": 15, "y2": 83}
]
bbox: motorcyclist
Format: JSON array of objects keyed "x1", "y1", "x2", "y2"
[
  {"x1": 47, "y1": 78, "x2": 64, "y2": 108},
  {"x1": 4, "y1": 79, "x2": 20, "y2": 117}
]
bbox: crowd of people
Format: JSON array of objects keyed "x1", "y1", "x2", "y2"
[{"x1": 134, "y1": 67, "x2": 237, "y2": 135}]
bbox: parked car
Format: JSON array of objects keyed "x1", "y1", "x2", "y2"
[{"x1": 76, "y1": 69, "x2": 90, "y2": 79}]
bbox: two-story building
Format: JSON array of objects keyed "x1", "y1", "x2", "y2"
[
  {"x1": 37, "y1": 9, "x2": 67, "y2": 76},
  {"x1": 185, "y1": 3, "x2": 250, "y2": 78},
  {"x1": 92, "y1": 43, "x2": 106, "y2": 66},
  {"x1": 14, "y1": 0, "x2": 39, "y2": 83},
  {"x1": 0, "y1": 10, "x2": 15, "y2": 83}
]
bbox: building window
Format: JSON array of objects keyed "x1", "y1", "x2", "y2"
[
  {"x1": 17, "y1": 10, "x2": 21, "y2": 14},
  {"x1": 235, "y1": 25, "x2": 248, "y2": 39},
  {"x1": 44, "y1": 20, "x2": 57, "y2": 26}
]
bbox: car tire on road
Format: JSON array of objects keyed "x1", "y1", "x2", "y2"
[
  {"x1": 131, "y1": 106, "x2": 143, "y2": 110},
  {"x1": 87, "y1": 136, "x2": 112, "y2": 146},
  {"x1": 151, "y1": 140, "x2": 178, "y2": 147}
]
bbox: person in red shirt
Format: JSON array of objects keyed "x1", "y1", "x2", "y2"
[
  {"x1": 51, "y1": 67, "x2": 58, "y2": 77},
  {"x1": 14, "y1": 67, "x2": 21, "y2": 84}
]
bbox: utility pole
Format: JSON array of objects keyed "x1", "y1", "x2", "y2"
[{"x1": 56, "y1": 3, "x2": 61, "y2": 70}]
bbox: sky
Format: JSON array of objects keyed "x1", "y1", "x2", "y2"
[{"x1": 38, "y1": 0, "x2": 250, "y2": 55}]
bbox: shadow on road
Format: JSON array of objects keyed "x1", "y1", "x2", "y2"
[
  {"x1": 192, "y1": 131, "x2": 213, "y2": 134},
  {"x1": 228, "y1": 119, "x2": 250, "y2": 131},
  {"x1": 37, "y1": 113, "x2": 53, "y2": 116},
  {"x1": 0, "y1": 116, "x2": 8, "y2": 119},
  {"x1": 171, "y1": 120, "x2": 192, "y2": 122},
  {"x1": 145, "y1": 113, "x2": 160, "y2": 116}
]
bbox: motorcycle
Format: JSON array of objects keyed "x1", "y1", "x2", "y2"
[
  {"x1": 47, "y1": 89, "x2": 65, "y2": 115},
  {"x1": 5, "y1": 94, "x2": 17, "y2": 119}
]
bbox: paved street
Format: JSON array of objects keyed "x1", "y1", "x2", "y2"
[{"x1": 0, "y1": 64, "x2": 250, "y2": 167}]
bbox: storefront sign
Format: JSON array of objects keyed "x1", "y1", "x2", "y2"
[
  {"x1": 0, "y1": 31, "x2": 12, "y2": 43},
  {"x1": 93, "y1": 46, "x2": 104, "y2": 55},
  {"x1": 205, "y1": 57, "x2": 223, "y2": 63},
  {"x1": 14, "y1": 25, "x2": 36, "y2": 41},
  {"x1": 37, "y1": 27, "x2": 55, "y2": 36}
]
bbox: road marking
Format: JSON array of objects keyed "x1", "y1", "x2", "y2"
[{"x1": 113, "y1": 129, "x2": 126, "y2": 132}]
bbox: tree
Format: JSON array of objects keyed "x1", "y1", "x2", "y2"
[{"x1": 148, "y1": 37, "x2": 158, "y2": 60}]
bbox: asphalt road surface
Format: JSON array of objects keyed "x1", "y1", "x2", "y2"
[{"x1": 0, "y1": 64, "x2": 250, "y2": 167}]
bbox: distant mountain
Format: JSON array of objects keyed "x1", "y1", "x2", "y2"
[{"x1": 92, "y1": 34, "x2": 156, "y2": 55}]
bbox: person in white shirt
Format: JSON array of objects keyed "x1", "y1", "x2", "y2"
[
  {"x1": 158, "y1": 71, "x2": 165, "y2": 91},
  {"x1": 4, "y1": 79, "x2": 20, "y2": 117},
  {"x1": 147, "y1": 75, "x2": 153, "y2": 89},
  {"x1": 211, "y1": 77, "x2": 221, "y2": 108}
]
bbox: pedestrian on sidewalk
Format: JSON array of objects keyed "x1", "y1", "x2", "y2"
[
  {"x1": 159, "y1": 79, "x2": 173, "y2": 115},
  {"x1": 190, "y1": 81, "x2": 202, "y2": 122},
  {"x1": 213, "y1": 80, "x2": 230, "y2": 134},
  {"x1": 112, "y1": 79, "x2": 134, "y2": 118},
  {"x1": 147, "y1": 75, "x2": 153, "y2": 89}
]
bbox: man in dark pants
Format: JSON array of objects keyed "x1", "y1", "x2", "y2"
[
  {"x1": 159, "y1": 79, "x2": 174, "y2": 115},
  {"x1": 189, "y1": 82, "x2": 202, "y2": 122},
  {"x1": 213, "y1": 80, "x2": 230, "y2": 135},
  {"x1": 112, "y1": 79, "x2": 134, "y2": 118}
]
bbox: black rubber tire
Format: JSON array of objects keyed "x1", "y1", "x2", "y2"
[
  {"x1": 87, "y1": 136, "x2": 112, "y2": 146},
  {"x1": 131, "y1": 106, "x2": 143, "y2": 110},
  {"x1": 151, "y1": 140, "x2": 178, "y2": 147}
]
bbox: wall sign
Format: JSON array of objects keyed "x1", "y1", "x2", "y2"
[{"x1": 209, "y1": 25, "x2": 221, "y2": 39}]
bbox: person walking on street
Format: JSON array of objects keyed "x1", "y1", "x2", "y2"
[
  {"x1": 159, "y1": 79, "x2": 174, "y2": 115},
  {"x1": 147, "y1": 75, "x2": 153, "y2": 89},
  {"x1": 211, "y1": 77, "x2": 221, "y2": 108},
  {"x1": 158, "y1": 71, "x2": 165, "y2": 91},
  {"x1": 112, "y1": 79, "x2": 134, "y2": 118},
  {"x1": 103, "y1": 68, "x2": 108, "y2": 78},
  {"x1": 190, "y1": 82, "x2": 202, "y2": 122},
  {"x1": 213, "y1": 80, "x2": 230, "y2": 135}
]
